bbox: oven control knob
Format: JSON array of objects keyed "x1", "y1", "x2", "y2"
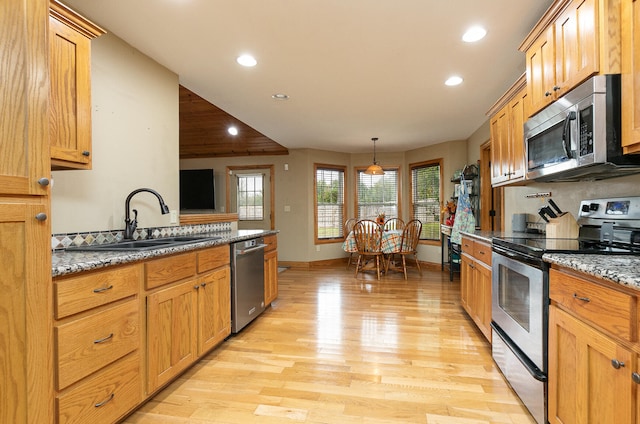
[
  {"x1": 589, "y1": 203, "x2": 599, "y2": 211},
  {"x1": 581, "y1": 204, "x2": 590, "y2": 213}
]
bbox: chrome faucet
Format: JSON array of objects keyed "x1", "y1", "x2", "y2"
[{"x1": 124, "y1": 188, "x2": 170, "y2": 239}]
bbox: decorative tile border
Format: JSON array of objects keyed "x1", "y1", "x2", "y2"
[{"x1": 52, "y1": 222, "x2": 232, "y2": 250}]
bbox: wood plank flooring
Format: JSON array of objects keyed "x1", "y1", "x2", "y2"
[{"x1": 124, "y1": 266, "x2": 535, "y2": 424}]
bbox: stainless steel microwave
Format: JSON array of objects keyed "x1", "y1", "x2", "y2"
[{"x1": 524, "y1": 75, "x2": 640, "y2": 182}]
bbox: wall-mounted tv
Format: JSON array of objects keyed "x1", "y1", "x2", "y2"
[{"x1": 179, "y1": 168, "x2": 215, "y2": 211}]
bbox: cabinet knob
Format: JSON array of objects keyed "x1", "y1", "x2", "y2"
[
  {"x1": 201, "y1": 282, "x2": 207, "y2": 288},
  {"x1": 194, "y1": 285, "x2": 200, "y2": 290},
  {"x1": 545, "y1": 91, "x2": 552, "y2": 97},
  {"x1": 37, "y1": 177, "x2": 50, "y2": 186},
  {"x1": 35, "y1": 213, "x2": 47, "y2": 221},
  {"x1": 82, "y1": 150, "x2": 90, "y2": 157},
  {"x1": 553, "y1": 85, "x2": 561, "y2": 91},
  {"x1": 632, "y1": 373, "x2": 640, "y2": 384},
  {"x1": 611, "y1": 359, "x2": 625, "y2": 369}
]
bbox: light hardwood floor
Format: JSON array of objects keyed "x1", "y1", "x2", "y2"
[{"x1": 125, "y1": 265, "x2": 535, "y2": 424}]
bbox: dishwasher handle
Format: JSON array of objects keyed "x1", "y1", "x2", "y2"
[{"x1": 236, "y1": 244, "x2": 267, "y2": 255}]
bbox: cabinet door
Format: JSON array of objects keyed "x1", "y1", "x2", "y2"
[
  {"x1": 198, "y1": 266, "x2": 231, "y2": 355},
  {"x1": 0, "y1": 0, "x2": 50, "y2": 196},
  {"x1": 460, "y1": 253, "x2": 473, "y2": 316},
  {"x1": 146, "y1": 281, "x2": 198, "y2": 393},
  {"x1": 490, "y1": 106, "x2": 509, "y2": 185},
  {"x1": 507, "y1": 89, "x2": 527, "y2": 182},
  {"x1": 264, "y1": 249, "x2": 278, "y2": 306},
  {"x1": 527, "y1": 25, "x2": 557, "y2": 115},
  {"x1": 475, "y1": 261, "x2": 492, "y2": 343},
  {"x1": 622, "y1": 0, "x2": 640, "y2": 153},
  {"x1": 49, "y1": 15, "x2": 93, "y2": 169},
  {"x1": 555, "y1": 0, "x2": 599, "y2": 94},
  {"x1": 0, "y1": 201, "x2": 53, "y2": 423},
  {"x1": 548, "y1": 305, "x2": 634, "y2": 424}
]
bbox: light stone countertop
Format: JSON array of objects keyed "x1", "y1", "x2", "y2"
[
  {"x1": 52, "y1": 229, "x2": 276, "y2": 278},
  {"x1": 543, "y1": 253, "x2": 640, "y2": 290}
]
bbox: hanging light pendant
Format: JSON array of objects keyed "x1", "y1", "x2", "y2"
[{"x1": 365, "y1": 137, "x2": 384, "y2": 175}]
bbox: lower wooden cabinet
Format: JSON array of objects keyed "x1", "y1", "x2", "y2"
[
  {"x1": 146, "y1": 245, "x2": 231, "y2": 393},
  {"x1": 460, "y1": 236, "x2": 492, "y2": 342},
  {"x1": 264, "y1": 234, "x2": 278, "y2": 306},
  {"x1": 548, "y1": 305, "x2": 634, "y2": 423},
  {"x1": 548, "y1": 267, "x2": 639, "y2": 423}
]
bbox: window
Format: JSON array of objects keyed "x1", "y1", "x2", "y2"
[
  {"x1": 356, "y1": 168, "x2": 399, "y2": 220},
  {"x1": 410, "y1": 160, "x2": 442, "y2": 240},
  {"x1": 237, "y1": 174, "x2": 263, "y2": 220},
  {"x1": 314, "y1": 164, "x2": 346, "y2": 242}
]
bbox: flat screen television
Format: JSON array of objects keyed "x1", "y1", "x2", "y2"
[{"x1": 179, "y1": 169, "x2": 215, "y2": 211}]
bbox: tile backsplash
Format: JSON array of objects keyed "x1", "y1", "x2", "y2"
[{"x1": 52, "y1": 222, "x2": 232, "y2": 250}]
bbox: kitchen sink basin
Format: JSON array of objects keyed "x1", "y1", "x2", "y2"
[{"x1": 66, "y1": 235, "x2": 222, "y2": 252}]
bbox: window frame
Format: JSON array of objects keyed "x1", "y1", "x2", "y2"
[
  {"x1": 314, "y1": 163, "x2": 347, "y2": 244},
  {"x1": 354, "y1": 166, "x2": 402, "y2": 222},
  {"x1": 409, "y1": 159, "x2": 443, "y2": 245},
  {"x1": 236, "y1": 173, "x2": 265, "y2": 221}
]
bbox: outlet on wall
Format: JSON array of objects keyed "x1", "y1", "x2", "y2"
[{"x1": 169, "y1": 210, "x2": 178, "y2": 224}]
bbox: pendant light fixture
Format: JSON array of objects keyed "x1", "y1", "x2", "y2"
[{"x1": 365, "y1": 137, "x2": 384, "y2": 175}]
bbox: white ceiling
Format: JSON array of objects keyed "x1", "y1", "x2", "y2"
[{"x1": 63, "y1": 0, "x2": 554, "y2": 154}]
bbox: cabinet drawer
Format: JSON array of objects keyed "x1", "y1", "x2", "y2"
[
  {"x1": 56, "y1": 300, "x2": 139, "y2": 390},
  {"x1": 54, "y1": 264, "x2": 141, "y2": 319},
  {"x1": 461, "y1": 237, "x2": 473, "y2": 253},
  {"x1": 473, "y1": 241, "x2": 492, "y2": 267},
  {"x1": 549, "y1": 269, "x2": 636, "y2": 342},
  {"x1": 264, "y1": 234, "x2": 277, "y2": 252},
  {"x1": 197, "y1": 244, "x2": 229, "y2": 273},
  {"x1": 57, "y1": 353, "x2": 141, "y2": 424},
  {"x1": 145, "y1": 252, "x2": 196, "y2": 289}
]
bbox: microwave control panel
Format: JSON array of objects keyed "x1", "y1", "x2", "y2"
[{"x1": 579, "y1": 105, "x2": 594, "y2": 156}]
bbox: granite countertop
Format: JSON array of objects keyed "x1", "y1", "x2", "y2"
[
  {"x1": 52, "y1": 229, "x2": 276, "y2": 278},
  {"x1": 543, "y1": 253, "x2": 640, "y2": 290}
]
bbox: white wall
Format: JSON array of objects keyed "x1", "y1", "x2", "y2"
[{"x1": 51, "y1": 33, "x2": 180, "y2": 234}]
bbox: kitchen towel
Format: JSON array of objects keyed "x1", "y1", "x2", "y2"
[{"x1": 450, "y1": 175, "x2": 476, "y2": 245}]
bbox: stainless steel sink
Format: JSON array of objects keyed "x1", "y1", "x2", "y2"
[{"x1": 66, "y1": 235, "x2": 222, "y2": 252}]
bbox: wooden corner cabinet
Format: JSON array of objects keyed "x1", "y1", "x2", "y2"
[
  {"x1": 49, "y1": 0, "x2": 105, "y2": 170},
  {"x1": 548, "y1": 266, "x2": 638, "y2": 423},
  {"x1": 264, "y1": 234, "x2": 279, "y2": 306},
  {"x1": 460, "y1": 236, "x2": 492, "y2": 342}
]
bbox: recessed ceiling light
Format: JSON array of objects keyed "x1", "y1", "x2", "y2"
[
  {"x1": 462, "y1": 26, "x2": 487, "y2": 42},
  {"x1": 236, "y1": 54, "x2": 257, "y2": 67},
  {"x1": 272, "y1": 93, "x2": 289, "y2": 100},
  {"x1": 227, "y1": 126, "x2": 238, "y2": 136},
  {"x1": 445, "y1": 76, "x2": 463, "y2": 86}
]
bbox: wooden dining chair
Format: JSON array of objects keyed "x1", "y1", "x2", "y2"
[
  {"x1": 383, "y1": 217, "x2": 405, "y2": 231},
  {"x1": 344, "y1": 218, "x2": 357, "y2": 268},
  {"x1": 386, "y1": 219, "x2": 422, "y2": 279},
  {"x1": 353, "y1": 219, "x2": 385, "y2": 280}
]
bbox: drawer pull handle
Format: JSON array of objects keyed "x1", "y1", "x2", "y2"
[
  {"x1": 632, "y1": 373, "x2": 640, "y2": 384},
  {"x1": 95, "y1": 393, "x2": 114, "y2": 407},
  {"x1": 611, "y1": 359, "x2": 625, "y2": 369},
  {"x1": 93, "y1": 285, "x2": 114, "y2": 293},
  {"x1": 573, "y1": 293, "x2": 590, "y2": 302},
  {"x1": 93, "y1": 333, "x2": 113, "y2": 344}
]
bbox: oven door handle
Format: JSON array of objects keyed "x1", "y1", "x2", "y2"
[
  {"x1": 561, "y1": 111, "x2": 576, "y2": 159},
  {"x1": 491, "y1": 322, "x2": 547, "y2": 382}
]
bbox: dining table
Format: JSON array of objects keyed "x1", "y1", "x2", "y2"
[{"x1": 342, "y1": 229, "x2": 403, "y2": 254}]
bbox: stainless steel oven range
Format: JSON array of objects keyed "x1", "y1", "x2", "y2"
[{"x1": 491, "y1": 196, "x2": 640, "y2": 424}]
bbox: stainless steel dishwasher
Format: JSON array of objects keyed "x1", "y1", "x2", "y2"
[{"x1": 230, "y1": 237, "x2": 266, "y2": 333}]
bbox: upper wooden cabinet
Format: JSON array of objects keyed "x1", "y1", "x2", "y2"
[
  {"x1": 0, "y1": 0, "x2": 50, "y2": 196},
  {"x1": 520, "y1": 0, "x2": 621, "y2": 116},
  {"x1": 49, "y1": 0, "x2": 104, "y2": 170},
  {"x1": 488, "y1": 75, "x2": 528, "y2": 187},
  {"x1": 622, "y1": 0, "x2": 640, "y2": 153}
]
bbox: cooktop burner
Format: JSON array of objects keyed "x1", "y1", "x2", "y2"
[{"x1": 493, "y1": 236, "x2": 640, "y2": 257}]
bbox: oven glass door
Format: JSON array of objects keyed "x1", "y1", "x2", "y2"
[{"x1": 492, "y1": 252, "x2": 545, "y2": 370}]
